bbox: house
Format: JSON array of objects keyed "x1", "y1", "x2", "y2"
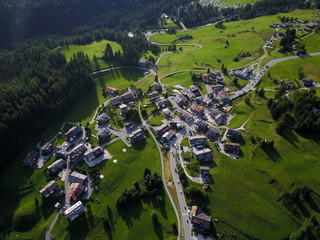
[
  {"x1": 129, "y1": 128, "x2": 145, "y2": 143},
  {"x1": 153, "y1": 82, "x2": 162, "y2": 91},
  {"x1": 216, "y1": 76, "x2": 224, "y2": 84},
  {"x1": 182, "y1": 89, "x2": 195, "y2": 99},
  {"x1": 193, "y1": 147, "x2": 213, "y2": 162},
  {"x1": 175, "y1": 94, "x2": 188, "y2": 106},
  {"x1": 156, "y1": 124, "x2": 170, "y2": 136},
  {"x1": 202, "y1": 96, "x2": 212, "y2": 106},
  {"x1": 65, "y1": 126, "x2": 83, "y2": 142},
  {"x1": 189, "y1": 136, "x2": 207, "y2": 147},
  {"x1": 97, "y1": 129, "x2": 111, "y2": 141},
  {"x1": 22, "y1": 150, "x2": 39, "y2": 167},
  {"x1": 138, "y1": 59, "x2": 148, "y2": 67},
  {"x1": 157, "y1": 99, "x2": 169, "y2": 109},
  {"x1": 69, "y1": 171, "x2": 87, "y2": 184},
  {"x1": 194, "y1": 73, "x2": 202, "y2": 80},
  {"x1": 278, "y1": 23, "x2": 288, "y2": 28},
  {"x1": 39, "y1": 181, "x2": 59, "y2": 198},
  {"x1": 202, "y1": 74, "x2": 209, "y2": 82},
  {"x1": 122, "y1": 92, "x2": 134, "y2": 103},
  {"x1": 190, "y1": 85, "x2": 201, "y2": 97},
  {"x1": 191, "y1": 206, "x2": 212, "y2": 230},
  {"x1": 234, "y1": 68, "x2": 251, "y2": 79},
  {"x1": 306, "y1": 22, "x2": 320, "y2": 28},
  {"x1": 96, "y1": 113, "x2": 109, "y2": 125},
  {"x1": 162, "y1": 130, "x2": 176, "y2": 142},
  {"x1": 297, "y1": 19, "x2": 305, "y2": 24},
  {"x1": 190, "y1": 104, "x2": 204, "y2": 116},
  {"x1": 268, "y1": 23, "x2": 278, "y2": 28},
  {"x1": 162, "y1": 108, "x2": 172, "y2": 119},
  {"x1": 46, "y1": 159, "x2": 66, "y2": 175},
  {"x1": 211, "y1": 84, "x2": 224, "y2": 93},
  {"x1": 41, "y1": 142, "x2": 54, "y2": 156},
  {"x1": 209, "y1": 109, "x2": 227, "y2": 125},
  {"x1": 119, "y1": 104, "x2": 129, "y2": 116},
  {"x1": 169, "y1": 121, "x2": 181, "y2": 130},
  {"x1": 224, "y1": 142, "x2": 240, "y2": 153},
  {"x1": 199, "y1": 166, "x2": 210, "y2": 176},
  {"x1": 206, "y1": 128, "x2": 220, "y2": 140},
  {"x1": 209, "y1": 71, "x2": 222, "y2": 80},
  {"x1": 304, "y1": 27, "x2": 312, "y2": 32},
  {"x1": 178, "y1": 111, "x2": 194, "y2": 124},
  {"x1": 68, "y1": 183, "x2": 87, "y2": 202},
  {"x1": 277, "y1": 31, "x2": 285, "y2": 37},
  {"x1": 125, "y1": 122, "x2": 136, "y2": 131},
  {"x1": 65, "y1": 201, "x2": 85, "y2": 221},
  {"x1": 227, "y1": 129, "x2": 241, "y2": 139},
  {"x1": 110, "y1": 96, "x2": 122, "y2": 106},
  {"x1": 194, "y1": 119, "x2": 209, "y2": 132},
  {"x1": 69, "y1": 143, "x2": 87, "y2": 162},
  {"x1": 84, "y1": 147, "x2": 104, "y2": 163},
  {"x1": 148, "y1": 91, "x2": 159, "y2": 101},
  {"x1": 105, "y1": 87, "x2": 118, "y2": 95},
  {"x1": 301, "y1": 78, "x2": 313, "y2": 86}
]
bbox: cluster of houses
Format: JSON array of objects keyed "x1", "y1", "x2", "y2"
[
  {"x1": 269, "y1": 18, "x2": 320, "y2": 32},
  {"x1": 224, "y1": 129, "x2": 241, "y2": 155}
]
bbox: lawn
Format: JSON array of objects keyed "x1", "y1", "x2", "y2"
[
  {"x1": 59, "y1": 40, "x2": 122, "y2": 61},
  {"x1": 257, "y1": 55, "x2": 320, "y2": 89},
  {"x1": 52, "y1": 138, "x2": 177, "y2": 240},
  {"x1": 160, "y1": 71, "x2": 197, "y2": 87},
  {"x1": 148, "y1": 112, "x2": 166, "y2": 126},
  {"x1": 135, "y1": 74, "x2": 156, "y2": 91}
]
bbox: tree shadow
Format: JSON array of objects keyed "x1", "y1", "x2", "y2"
[
  {"x1": 117, "y1": 200, "x2": 143, "y2": 229},
  {"x1": 153, "y1": 221, "x2": 164, "y2": 240},
  {"x1": 281, "y1": 128, "x2": 299, "y2": 149},
  {"x1": 68, "y1": 213, "x2": 90, "y2": 240},
  {"x1": 304, "y1": 191, "x2": 320, "y2": 213},
  {"x1": 262, "y1": 146, "x2": 282, "y2": 163},
  {"x1": 131, "y1": 138, "x2": 147, "y2": 151}
]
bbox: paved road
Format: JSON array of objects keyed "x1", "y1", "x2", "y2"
[
  {"x1": 45, "y1": 211, "x2": 60, "y2": 240},
  {"x1": 91, "y1": 66, "x2": 155, "y2": 75}
]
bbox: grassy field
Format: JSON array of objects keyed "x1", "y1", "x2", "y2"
[
  {"x1": 257, "y1": 55, "x2": 320, "y2": 89},
  {"x1": 59, "y1": 40, "x2": 122, "y2": 61},
  {"x1": 222, "y1": 0, "x2": 259, "y2": 4},
  {"x1": 151, "y1": 9, "x2": 319, "y2": 77},
  {"x1": 148, "y1": 113, "x2": 166, "y2": 126},
  {"x1": 52, "y1": 138, "x2": 177, "y2": 240},
  {"x1": 160, "y1": 71, "x2": 196, "y2": 87}
]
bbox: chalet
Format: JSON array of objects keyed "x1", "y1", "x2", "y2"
[
  {"x1": 268, "y1": 23, "x2": 278, "y2": 28},
  {"x1": 217, "y1": 90, "x2": 229, "y2": 102},
  {"x1": 96, "y1": 113, "x2": 108, "y2": 125},
  {"x1": 182, "y1": 89, "x2": 195, "y2": 99},
  {"x1": 209, "y1": 71, "x2": 222, "y2": 80},
  {"x1": 194, "y1": 119, "x2": 209, "y2": 132},
  {"x1": 122, "y1": 92, "x2": 134, "y2": 103},
  {"x1": 301, "y1": 78, "x2": 313, "y2": 86},
  {"x1": 153, "y1": 82, "x2": 162, "y2": 91},
  {"x1": 191, "y1": 206, "x2": 212, "y2": 230},
  {"x1": 84, "y1": 147, "x2": 104, "y2": 162},
  {"x1": 125, "y1": 122, "x2": 136, "y2": 131},
  {"x1": 199, "y1": 166, "x2": 210, "y2": 176},
  {"x1": 227, "y1": 129, "x2": 241, "y2": 140},
  {"x1": 216, "y1": 76, "x2": 224, "y2": 84},
  {"x1": 162, "y1": 130, "x2": 176, "y2": 142},
  {"x1": 129, "y1": 128, "x2": 145, "y2": 143},
  {"x1": 206, "y1": 128, "x2": 220, "y2": 140},
  {"x1": 175, "y1": 94, "x2": 188, "y2": 106},
  {"x1": 110, "y1": 96, "x2": 122, "y2": 106},
  {"x1": 277, "y1": 31, "x2": 285, "y2": 37},
  {"x1": 119, "y1": 104, "x2": 128, "y2": 115},
  {"x1": 178, "y1": 111, "x2": 194, "y2": 124},
  {"x1": 105, "y1": 87, "x2": 118, "y2": 95},
  {"x1": 304, "y1": 27, "x2": 312, "y2": 32},
  {"x1": 65, "y1": 201, "x2": 85, "y2": 221},
  {"x1": 47, "y1": 159, "x2": 66, "y2": 175},
  {"x1": 224, "y1": 142, "x2": 240, "y2": 153},
  {"x1": 211, "y1": 84, "x2": 224, "y2": 93},
  {"x1": 202, "y1": 96, "x2": 212, "y2": 106},
  {"x1": 69, "y1": 143, "x2": 87, "y2": 162},
  {"x1": 39, "y1": 181, "x2": 59, "y2": 198},
  {"x1": 193, "y1": 147, "x2": 213, "y2": 162},
  {"x1": 41, "y1": 142, "x2": 54, "y2": 156},
  {"x1": 278, "y1": 23, "x2": 288, "y2": 28},
  {"x1": 148, "y1": 91, "x2": 159, "y2": 101},
  {"x1": 97, "y1": 129, "x2": 110, "y2": 141},
  {"x1": 194, "y1": 73, "x2": 202, "y2": 80},
  {"x1": 234, "y1": 68, "x2": 251, "y2": 79},
  {"x1": 22, "y1": 150, "x2": 39, "y2": 167},
  {"x1": 297, "y1": 19, "x2": 305, "y2": 24},
  {"x1": 69, "y1": 171, "x2": 87, "y2": 184},
  {"x1": 190, "y1": 104, "x2": 204, "y2": 116},
  {"x1": 162, "y1": 108, "x2": 172, "y2": 119},
  {"x1": 68, "y1": 183, "x2": 87, "y2": 202},
  {"x1": 189, "y1": 136, "x2": 207, "y2": 147},
  {"x1": 65, "y1": 126, "x2": 83, "y2": 142},
  {"x1": 196, "y1": 96, "x2": 204, "y2": 104},
  {"x1": 209, "y1": 109, "x2": 227, "y2": 125},
  {"x1": 157, "y1": 99, "x2": 169, "y2": 109},
  {"x1": 190, "y1": 85, "x2": 201, "y2": 97},
  {"x1": 306, "y1": 22, "x2": 320, "y2": 28},
  {"x1": 156, "y1": 124, "x2": 170, "y2": 136},
  {"x1": 202, "y1": 74, "x2": 209, "y2": 82}
]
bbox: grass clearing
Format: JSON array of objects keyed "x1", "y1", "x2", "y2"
[{"x1": 148, "y1": 112, "x2": 166, "y2": 126}]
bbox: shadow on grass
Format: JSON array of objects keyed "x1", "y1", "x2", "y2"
[
  {"x1": 117, "y1": 200, "x2": 143, "y2": 229},
  {"x1": 131, "y1": 138, "x2": 147, "y2": 151},
  {"x1": 67, "y1": 213, "x2": 90, "y2": 240},
  {"x1": 153, "y1": 220, "x2": 164, "y2": 240},
  {"x1": 281, "y1": 128, "x2": 299, "y2": 149},
  {"x1": 262, "y1": 146, "x2": 282, "y2": 163},
  {"x1": 141, "y1": 189, "x2": 168, "y2": 220}
]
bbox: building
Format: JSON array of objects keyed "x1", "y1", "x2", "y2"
[
  {"x1": 206, "y1": 128, "x2": 220, "y2": 140},
  {"x1": 96, "y1": 113, "x2": 109, "y2": 125},
  {"x1": 199, "y1": 166, "x2": 210, "y2": 176},
  {"x1": 129, "y1": 128, "x2": 145, "y2": 143},
  {"x1": 162, "y1": 130, "x2": 176, "y2": 142},
  {"x1": 69, "y1": 171, "x2": 87, "y2": 184},
  {"x1": 39, "y1": 180, "x2": 59, "y2": 198},
  {"x1": 22, "y1": 150, "x2": 39, "y2": 167},
  {"x1": 110, "y1": 96, "x2": 122, "y2": 106},
  {"x1": 301, "y1": 78, "x2": 313, "y2": 86},
  {"x1": 175, "y1": 94, "x2": 188, "y2": 106},
  {"x1": 182, "y1": 89, "x2": 196, "y2": 99},
  {"x1": 105, "y1": 87, "x2": 118, "y2": 95},
  {"x1": 202, "y1": 96, "x2": 212, "y2": 106},
  {"x1": 122, "y1": 92, "x2": 134, "y2": 103},
  {"x1": 268, "y1": 23, "x2": 278, "y2": 28},
  {"x1": 153, "y1": 82, "x2": 162, "y2": 91},
  {"x1": 190, "y1": 85, "x2": 201, "y2": 97},
  {"x1": 193, "y1": 147, "x2": 213, "y2": 162},
  {"x1": 41, "y1": 142, "x2": 54, "y2": 156},
  {"x1": 156, "y1": 124, "x2": 170, "y2": 136},
  {"x1": 194, "y1": 119, "x2": 209, "y2": 132},
  {"x1": 209, "y1": 109, "x2": 227, "y2": 125},
  {"x1": 84, "y1": 147, "x2": 104, "y2": 162},
  {"x1": 190, "y1": 206, "x2": 212, "y2": 230},
  {"x1": 46, "y1": 159, "x2": 66, "y2": 175},
  {"x1": 224, "y1": 142, "x2": 240, "y2": 153},
  {"x1": 65, "y1": 126, "x2": 83, "y2": 142},
  {"x1": 278, "y1": 23, "x2": 288, "y2": 28},
  {"x1": 125, "y1": 122, "x2": 136, "y2": 131},
  {"x1": 297, "y1": 19, "x2": 305, "y2": 24},
  {"x1": 227, "y1": 129, "x2": 241, "y2": 140},
  {"x1": 119, "y1": 104, "x2": 129, "y2": 116},
  {"x1": 304, "y1": 27, "x2": 312, "y2": 32},
  {"x1": 157, "y1": 99, "x2": 169, "y2": 109},
  {"x1": 202, "y1": 74, "x2": 209, "y2": 82},
  {"x1": 194, "y1": 73, "x2": 202, "y2": 80},
  {"x1": 68, "y1": 183, "x2": 87, "y2": 202},
  {"x1": 65, "y1": 201, "x2": 85, "y2": 221},
  {"x1": 162, "y1": 108, "x2": 172, "y2": 119},
  {"x1": 234, "y1": 68, "x2": 251, "y2": 79},
  {"x1": 178, "y1": 111, "x2": 194, "y2": 124},
  {"x1": 148, "y1": 91, "x2": 159, "y2": 101},
  {"x1": 138, "y1": 59, "x2": 148, "y2": 67},
  {"x1": 69, "y1": 143, "x2": 87, "y2": 162},
  {"x1": 190, "y1": 104, "x2": 204, "y2": 116},
  {"x1": 189, "y1": 136, "x2": 207, "y2": 147},
  {"x1": 97, "y1": 129, "x2": 111, "y2": 141}
]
